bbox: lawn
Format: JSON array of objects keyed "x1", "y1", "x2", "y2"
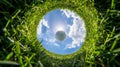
[{"x1": 0, "y1": 0, "x2": 120, "y2": 67}]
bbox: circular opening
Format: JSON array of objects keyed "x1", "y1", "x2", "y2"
[{"x1": 37, "y1": 9, "x2": 86, "y2": 55}]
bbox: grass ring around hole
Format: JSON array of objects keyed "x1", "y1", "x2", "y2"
[{"x1": 24, "y1": 0, "x2": 101, "y2": 62}]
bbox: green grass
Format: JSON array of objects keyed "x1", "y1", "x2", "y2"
[
  {"x1": 0, "y1": 0, "x2": 120, "y2": 67},
  {"x1": 24, "y1": 0, "x2": 99, "y2": 59}
]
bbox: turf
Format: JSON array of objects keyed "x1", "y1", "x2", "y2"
[{"x1": 0, "y1": 0, "x2": 120, "y2": 67}]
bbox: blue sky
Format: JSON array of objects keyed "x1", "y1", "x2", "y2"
[{"x1": 37, "y1": 9, "x2": 86, "y2": 55}]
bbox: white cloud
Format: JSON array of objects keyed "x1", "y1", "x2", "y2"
[
  {"x1": 45, "y1": 37, "x2": 60, "y2": 47},
  {"x1": 61, "y1": 9, "x2": 71, "y2": 18},
  {"x1": 47, "y1": 38, "x2": 55, "y2": 42},
  {"x1": 54, "y1": 43, "x2": 60, "y2": 47},
  {"x1": 37, "y1": 9, "x2": 86, "y2": 49},
  {"x1": 37, "y1": 18, "x2": 49, "y2": 35},
  {"x1": 62, "y1": 10, "x2": 86, "y2": 49},
  {"x1": 42, "y1": 19, "x2": 49, "y2": 28},
  {"x1": 61, "y1": 9, "x2": 80, "y2": 19}
]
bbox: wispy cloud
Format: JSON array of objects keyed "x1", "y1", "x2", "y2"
[
  {"x1": 42, "y1": 19, "x2": 49, "y2": 28},
  {"x1": 61, "y1": 9, "x2": 79, "y2": 19},
  {"x1": 61, "y1": 9, "x2": 86, "y2": 49},
  {"x1": 37, "y1": 18, "x2": 49, "y2": 35},
  {"x1": 54, "y1": 43, "x2": 60, "y2": 47}
]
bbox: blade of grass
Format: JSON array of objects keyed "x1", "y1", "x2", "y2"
[
  {"x1": 1, "y1": 0, "x2": 14, "y2": 7},
  {"x1": 107, "y1": 33, "x2": 120, "y2": 42},
  {"x1": 7, "y1": 37, "x2": 14, "y2": 43},
  {"x1": 110, "y1": 27, "x2": 115, "y2": 37},
  {"x1": 72, "y1": 59, "x2": 76, "y2": 67},
  {"x1": 15, "y1": 42, "x2": 23, "y2": 66},
  {"x1": 103, "y1": 34, "x2": 110, "y2": 47},
  {"x1": 5, "y1": 9, "x2": 21, "y2": 28},
  {"x1": 111, "y1": 0, "x2": 115, "y2": 9},
  {"x1": 0, "y1": 61, "x2": 19, "y2": 65},
  {"x1": 110, "y1": 54, "x2": 117, "y2": 62},
  {"x1": 38, "y1": 61, "x2": 44, "y2": 67},
  {"x1": 112, "y1": 48, "x2": 120, "y2": 53},
  {"x1": 4, "y1": 20, "x2": 10, "y2": 28},
  {"x1": 4, "y1": 52, "x2": 13, "y2": 60},
  {"x1": 24, "y1": 53, "x2": 35, "y2": 66},
  {"x1": 110, "y1": 37, "x2": 119, "y2": 51},
  {"x1": 12, "y1": 9, "x2": 21, "y2": 20}
]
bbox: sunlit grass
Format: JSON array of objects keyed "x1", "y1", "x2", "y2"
[{"x1": 0, "y1": 0, "x2": 120, "y2": 67}]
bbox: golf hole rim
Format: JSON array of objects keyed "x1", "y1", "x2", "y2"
[{"x1": 24, "y1": 1, "x2": 99, "y2": 59}]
